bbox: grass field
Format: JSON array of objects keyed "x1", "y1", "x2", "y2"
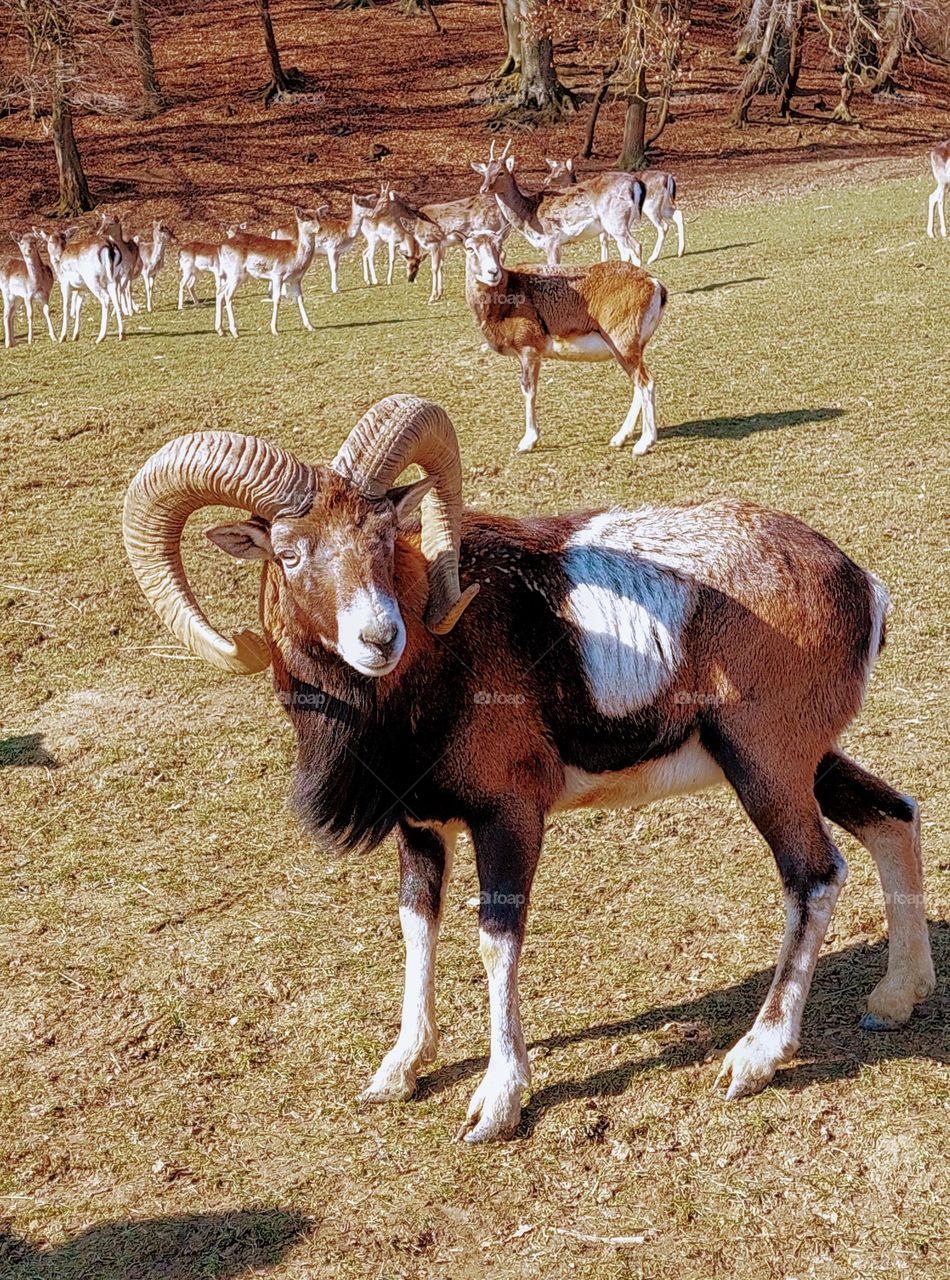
[{"x1": 1, "y1": 174, "x2": 948, "y2": 1279}]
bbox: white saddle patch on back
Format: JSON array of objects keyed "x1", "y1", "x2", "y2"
[
  {"x1": 542, "y1": 333, "x2": 614, "y2": 362},
  {"x1": 562, "y1": 523, "x2": 692, "y2": 716}
]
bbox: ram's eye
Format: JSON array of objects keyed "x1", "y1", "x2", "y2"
[{"x1": 277, "y1": 548, "x2": 300, "y2": 568}]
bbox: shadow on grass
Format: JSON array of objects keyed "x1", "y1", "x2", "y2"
[
  {"x1": 664, "y1": 405, "x2": 844, "y2": 441},
  {"x1": 0, "y1": 1208, "x2": 311, "y2": 1279},
  {"x1": 676, "y1": 240, "x2": 761, "y2": 257},
  {"x1": 679, "y1": 275, "x2": 769, "y2": 294},
  {"x1": 0, "y1": 734, "x2": 59, "y2": 769},
  {"x1": 415, "y1": 924, "x2": 950, "y2": 1136}
]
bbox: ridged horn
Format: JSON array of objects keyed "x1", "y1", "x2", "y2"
[
  {"x1": 123, "y1": 432, "x2": 315, "y2": 673},
  {"x1": 331, "y1": 395, "x2": 478, "y2": 634}
]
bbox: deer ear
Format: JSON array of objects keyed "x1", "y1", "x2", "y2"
[
  {"x1": 206, "y1": 518, "x2": 273, "y2": 561},
  {"x1": 505, "y1": 155, "x2": 516, "y2": 172},
  {"x1": 567, "y1": 158, "x2": 574, "y2": 171},
  {"x1": 387, "y1": 477, "x2": 434, "y2": 522},
  {"x1": 470, "y1": 161, "x2": 486, "y2": 174}
]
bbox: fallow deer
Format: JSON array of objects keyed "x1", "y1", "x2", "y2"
[{"x1": 1, "y1": 231, "x2": 56, "y2": 348}]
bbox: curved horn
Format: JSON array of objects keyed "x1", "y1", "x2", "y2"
[
  {"x1": 331, "y1": 395, "x2": 479, "y2": 635},
  {"x1": 123, "y1": 433, "x2": 315, "y2": 673}
]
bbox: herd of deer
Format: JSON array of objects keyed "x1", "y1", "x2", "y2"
[
  {"x1": 3, "y1": 138, "x2": 947, "y2": 457},
  {"x1": 0, "y1": 141, "x2": 684, "y2": 346}
]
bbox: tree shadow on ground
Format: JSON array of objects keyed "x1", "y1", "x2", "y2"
[
  {"x1": 0, "y1": 734, "x2": 59, "y2": 769},
  {"x1": 415, "y1": 923, "x2": 949, "y2": 1137},
  {"x1": 663, "y1": 405, "x2": 844, "y2": 442},
  {"x1": 0, "y1": 1208, "x2": 311, "y2": 1280}
]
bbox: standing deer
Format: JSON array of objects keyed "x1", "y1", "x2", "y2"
[
  {"x1": 178, "y1": 239, "x2": 224, "y2": 308},
  {"x1": 473, "y1": 141, "x2": 644, "y2": 267},
  {"x1": 216, "y1": 208, "x2": 321, "y2": 336},
  {"x1": 138, "y1": 221, "x2": 175, "y2": 311},
  {"x1": 463, "y1": 227, "x2": 666, "y2": 455},
  {"x1": 545, "y1": 156, "x2": 686, "y2": 263},
  {"x1": 927, "y1": 140, "x2": 950, "y2": 238},
  {"x1": 1, "y1": 231, "x2": 56, "y2": 348},
  {"x1": 42, "y1": 225, "x2": 124, "y2": 343}
]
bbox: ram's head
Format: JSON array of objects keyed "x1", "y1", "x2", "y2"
[{"x1": 123, "y1": 396, "x2": 479, "y2": 678}]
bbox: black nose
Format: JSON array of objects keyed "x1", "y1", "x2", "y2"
[{"x1": 359, "y1": 619, "x2": 398, "y2": 652}]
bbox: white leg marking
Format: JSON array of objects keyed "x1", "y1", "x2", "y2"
[
  {"x1": 610, "y1": 379, "x2": 643, "y2": 448},
  {"x1": 461, "y1": 931, "x2": 530, "y2": 1143},
  {"x1": 717, "y1": 859, "x2": 846, "y2": 1100},
  {"x1": 632, "y1": 374, "x2": 657, "y2": 456}
]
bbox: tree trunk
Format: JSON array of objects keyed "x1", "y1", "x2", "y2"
[
  {"x1": 496, "y1": 0, "x2": 521, "y2": 77},
  {"x1": 736, "y1": 0, "x2": 769, "y2": 60},
  {"x1": 617, "y1": 64, "x2": 647, "y2": 170},
  {"x1": 511, "y1": 0, "x2": 575, "y2": 113},
  {"x1": 257, "y1": 0, "x2": 290, "y2": 92},
  {"x1": 51, "y1": 53, "x2": 92, "y2": 215},
  {"x1": 583, "y1": 57, "x2": 617, "y2": 158},
  {"x1": 728, "y1": 0, "x2": 786, "y2": 125},
  {"x1": 870, "y1": 3, "x2": 905, "y2": 92},
  {"x1": 778, "y1": 0, "x2": 805, "y2": 115},
  {"x1": 130, "y1": 0, "x2": 163, "y2": 115}
]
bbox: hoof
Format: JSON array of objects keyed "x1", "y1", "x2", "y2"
[
  {"x1": 458, "y1": 1068, "x2": 526, "y2": 1143},
  {"x1": 715, "y1": 1028, "x2": 794, "y2": 1101}
]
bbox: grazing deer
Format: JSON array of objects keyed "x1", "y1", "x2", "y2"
[
  {"x1": 42, "y1": 225, "x2": 124, "y2": 343},
  {"x1": 927, "y1": 140, "x2": 950, "y2": 238},
  {"x1": 178, "y1": 239, "x2": 224, "y2": 308},
  {"x1": 463, "y1": 227, "x2": 666, "y2": 455},
  {"x1": 216, "y1": 208, "x2": 321, "y2": 337},
  {"x1": 1, "y1": 231, "x2": 56, "y2": 348},
  {"x1": 359, "y1": 188, "x2": 424, "y2": 287},
  {"x1": 546, "y1": 157, "x2": 686, "y2": 263},
  {"x1": 474, "y1": 140, "x2": 644, "y2": 266},
  {"x1": 372, "y1": 189, "x2": 446, "y2": 300},
  {"x1": 138, "y1": 221, "x2": 175, "y2": 311}
]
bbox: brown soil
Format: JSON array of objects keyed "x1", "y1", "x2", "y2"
[{"x1": 2, "y1": 0, "x2": 949, "y2": 234}]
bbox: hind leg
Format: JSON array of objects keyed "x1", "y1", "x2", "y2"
[
  {"x1": 609, "y1": 376, "x2": 643, "y2": 449},
  {"x1": 516, "y1": 350, "x2": 541, "y2": 453},
  {"x1": 646, "y1": 217, "x2": 667, "y2": 265},
  {"x1": 815, "y1": 751, "x2": 935, "y2": 1027},
  {"x1": 672, "y1": 207, "x2": 686, "y2": 256},
  {"x1": 631, "y1": 367, "x2": 657, "y2": 456},
  {"x1": 708, "y1": 741, "x2": 848, "y2": 1099}
]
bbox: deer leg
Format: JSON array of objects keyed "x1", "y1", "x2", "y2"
[
  {"x1": 646, "y1": 216, "x2": 667, "y2": 265},
  {"x1": 95, "y1": 292, "x2": 110, "y2": 344},
  {"x1": 144, "y1": 274, "x2": 153, "y2": 312},
  {"x1": 359, "y1": 821, "x2": 457, "y2": 1103},
  {"x1": 42, "y1": 301, "x2": 55, "y2": 342},
  {"x1": 709, "y1": 743, "x2": 848, "y2": 1100},
  {"x1": 939, "y1": 183, "x2": 948, "y2": 238},
  {"x1": 631, "y1": 365, "x2": 657, "y2": 456},
  {"x1": 609, "y1": 373, "x2": 647, "y2": 450},
  {"x1": 328, "y1": 249, "x2": 339, "y2": 294},
  {"x1": 25, "y1": 299, "x2": 33, "y2": 345},
  {"x1": 109, "y1": 283, "x2": 125, "y2": 341},
  {"x1": 270, "y1": 277, "x2": 281, "y2": 335},
  {"x1": 71, "y1": 293, "x2": 83, "y2": 341},
  {"x1": 517, "y1": 350, "x2": 541, "y2": 453},
  {"x1": 458, "y1": 808, "x2": 542, "y2": 1143},
  {"x1": 2, "y1": 295, "x2": 12, "y2": 349},
  {"x1": 224, "y1": 285, "x2": 238, "y2": 339},
  {"x1": 599, "y1": 232, "x2": 609, "y2": 261},
  {"x1": 290, "y1": 282, "x2": 313, "y2": 331},
  {"x1": 672, "y1": 208, "x2": 686, "y2": 256},
  {"x1": 814, "y1": 751, "x2": 935, "y2": 1027},
  {"x1": 59, "y1": 284, "x2": 71, "y2": 341},
  {"x1": 386, "y1": 239, "x2": 396, "y2": 286}
]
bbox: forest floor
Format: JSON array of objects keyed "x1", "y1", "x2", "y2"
[
  {"x1": 1, "y1": 165, "x2": 949, "y2": 1278},
  {"x1": 1, "y1": 0, "x2": 950, "y2": 235}
]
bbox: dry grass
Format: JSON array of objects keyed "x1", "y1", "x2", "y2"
[{"x1": 1, "y1": 175, "x2": 948, "y2": 1279}]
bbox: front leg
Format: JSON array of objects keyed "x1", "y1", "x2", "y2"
[
  {"x1": 517, "y1": 349, "x2": 541, "y2": 453},
  {"x1": 359, "y1": 820, "x2": 457, "y2": 1103},
  {"x1": 460, "y1": 808, "x2": 543, "y2": 1143}
]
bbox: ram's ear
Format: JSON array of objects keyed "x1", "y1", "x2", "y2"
[
  {"x1": 387, "y1": 477, "x2": 434, "y2": 523},
  {"x1": 205, "y1": 517, "x2": 273, "y2": 561}
]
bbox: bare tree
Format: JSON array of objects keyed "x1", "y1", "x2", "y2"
[
  {"x1": 486, "y1": 0, "x2": 575, "y2": 120},
  {"x1": 129, "y1": 0, "x2": 163, "y2": 115},
  {"x1": 255, "y1": 0, "x2": 305, "y2": 102},
  {"x1": 583, "y1": 0, "x2": 690, "y2": 165},
  {"x1": 5, "y1": 0, "x2": 97, "y2": 214}
]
